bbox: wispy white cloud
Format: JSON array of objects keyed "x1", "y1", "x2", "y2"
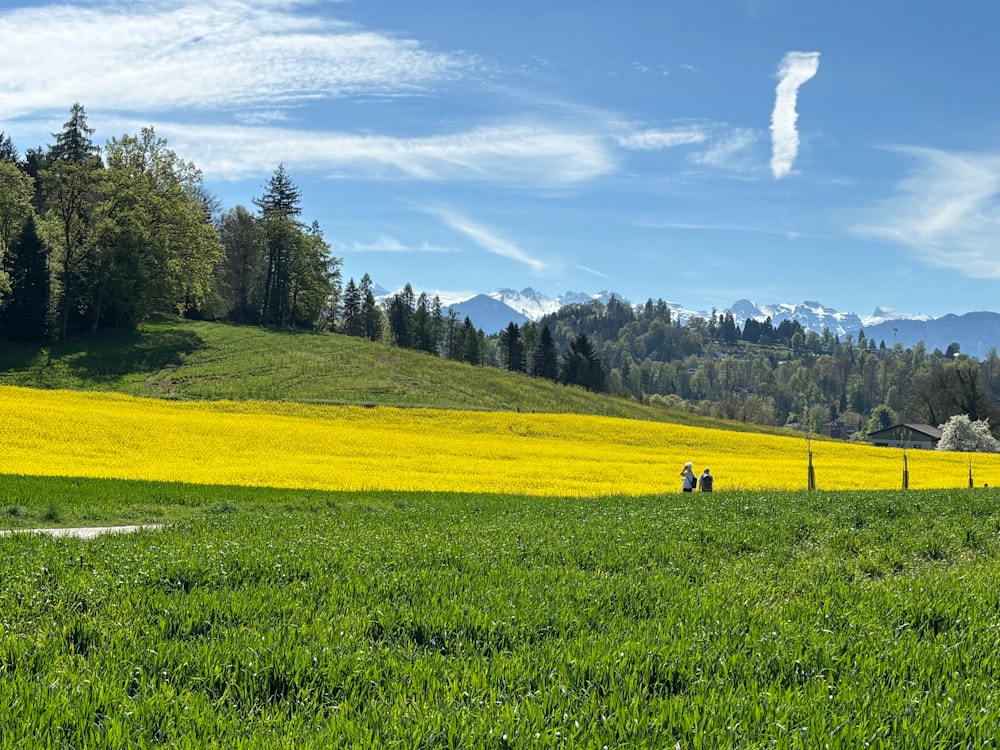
[
  {"x1": 615, "y1": 127, "x2": 707, "y2": 150},
  {"x1": 636, "y1": 219, "x2": 803, "y2": 239},
  {"x1": 337, "y1": 235, "x2": 460, "y2": 254},
  {"x1": 148, "y1": 121, "x2": 614, "y2": 183},
  {"x1": 853, "y1": 146, "x2": 1000, "y2": 277},
  {"x1": 232, "y1": 110, "x2": 291, "y2": 126},
  {"x1": 613, "y1": 122, "x2": 763, "y2": 174},
  {"x1": 577, "y1": 265, "x2": 612, "y2": 279},
  {"x1": 430, "y1": 208, "x2": 547, "y2": 273},
  {"x1": 0, "y1": 0, "x2": 468, "y2": 118},
  {"x1": 769, "y1": 51, "x2": 820, "y2": 179},
  {"x1": 689, "y1": 127, "x2": 759, "y2": 171}
]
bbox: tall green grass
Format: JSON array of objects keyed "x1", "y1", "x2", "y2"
[{"x1": 2, "y1": 477, "x2": 1000, "y2": 747}]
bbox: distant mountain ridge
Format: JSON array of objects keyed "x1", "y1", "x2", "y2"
[{"x1": 376, "y1": 284, "x2": 1000, "y2": 359}]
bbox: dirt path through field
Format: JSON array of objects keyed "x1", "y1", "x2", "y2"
[{"x1": 0, "y1": 524, "x2": 163, "y2": 539}]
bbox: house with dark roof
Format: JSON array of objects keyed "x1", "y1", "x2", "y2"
[{"x1": 866, "y1": 423, "x2": 942, "y2": 449}]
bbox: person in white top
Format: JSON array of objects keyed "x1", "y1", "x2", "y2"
[{"x1": 680, "y1": 462, "x2": 696, "y2": 492}]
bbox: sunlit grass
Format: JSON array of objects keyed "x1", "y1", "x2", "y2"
[{"x1": 2, "y1": 488, "x2": 1000, "y2": 747}]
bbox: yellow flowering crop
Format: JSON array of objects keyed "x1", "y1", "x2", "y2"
[{"x1": 1, "y1": 385, "x2": 997, "y2": 495}]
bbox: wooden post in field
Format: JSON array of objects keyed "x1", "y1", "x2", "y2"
[
  {"x1": 807, "y1": 437, "x2": 816, "y2": 491},
  {"x1": 902, "y1": 449, "x2": 909, "y2": 490},
  {"x1": 969, "y1": 457, "x2": 974, "y2": 488}
]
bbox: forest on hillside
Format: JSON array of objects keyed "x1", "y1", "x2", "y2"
[
  {"x1": 2, "y1": 104, "x2": 997, "y2": 438},
  {"x1": 371, "y1": 287, "x2": 1000, "y2": 439}
]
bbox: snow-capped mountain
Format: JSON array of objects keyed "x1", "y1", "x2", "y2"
[
  {"x1": 862, "y1": 307, "x2": 934, "y2": 327},
  {"x1": 488, "y1": 287, "x2": 624, "y2": 321},
  {"x1": 370, "y1": 280, "x2": 1000, "y2": 358},
  {"x1": 727, "y1": 299, "x2": 865, "y2": 338},
  {"x1": 488, "y1": 288, "x2": 562, "y2": 320}
]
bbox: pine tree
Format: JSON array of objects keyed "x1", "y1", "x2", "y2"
[
  {"x1": 48, "y1": 103, "x2": 101, "y2": 165},
  {"x1": 0, "y1": 132, "x2": 18, "y2": 164},
  {"x1": 387, "y1": 284, "x2": 415, "y2": 348},
  {"x1": 560, "y1": 332, "x2": 607, "y2": 392},
  {"x1": 360, "y1": 274, "x2": 383, "y2": 342},
  {"x1": 341, "y1": 278, "x2": 363, "y2": 336},
  {"x1": 461, "y1": 317, "x2": 481, "y2": 364},
  {"x1": 412, "y1": 292, "x2": 435, "y2": 353},
  {"x1": 532, "y1": 324, "x2": 559, "y2": 381},
  {"x1": 0, "y1": 213, "x2": 48, "y2": 341},
  {"x1": 253, "y1": 165, "x2": 302, "y2": 326},
  {"x1": 499, "y1": 322, "x2": 526, "y2": 372}
]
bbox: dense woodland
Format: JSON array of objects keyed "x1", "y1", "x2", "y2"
[{"x1": 2, "y1": 104, "x2": 999, "y2": 437}]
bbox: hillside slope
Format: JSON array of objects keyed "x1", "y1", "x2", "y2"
[
  {"x1": 0, "y1": 319, "x2": 655, "y2": 420},
  {"x1": 0, "y1": 318, "x2": 801, "y2": 434}
]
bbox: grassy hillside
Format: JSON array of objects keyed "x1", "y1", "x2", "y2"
[{"x1": 0, "y1": 317, "x2": 787, "y2": 432}]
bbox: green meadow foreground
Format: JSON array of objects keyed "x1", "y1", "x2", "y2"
[{"x1": 2, "y1": 477, "x2": 1000, "y2": 748}]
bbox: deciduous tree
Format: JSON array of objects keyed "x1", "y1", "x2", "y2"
[
  {"x1": 937, "y1": 414, "x2": 1000, "y2": 453},
  {"x1": 97, "y1": 128, "x2": 223, "y2": 327}
]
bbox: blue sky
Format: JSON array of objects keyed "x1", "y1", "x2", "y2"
[{"x1": 3, "y1": 0, "x2": 1000, "y2": 319}]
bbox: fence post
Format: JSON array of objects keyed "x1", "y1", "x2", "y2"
[
  {"x1": 902, "y1": 450, "x2": 909, "y2": 490},
  {"x1": 807, "y1": 449, "x2": 816, "y2": 491}
]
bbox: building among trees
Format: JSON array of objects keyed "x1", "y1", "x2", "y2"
[{"x1": 866, "y1": 423, "x2": 942, "y2": 449}]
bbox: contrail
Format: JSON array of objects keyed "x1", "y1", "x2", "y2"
[{"x1": 770, "y1": 51, "x2": 820, "y2": 179}]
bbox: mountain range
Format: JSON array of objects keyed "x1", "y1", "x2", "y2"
[{"x1": 376, "y1": 285, "x2": 1000, "y2": 360}]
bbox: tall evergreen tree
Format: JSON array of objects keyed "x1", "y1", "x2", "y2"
[
  {"x1": 0, "y1": 213, "x2": 48, "y2": 341},
  {"x1": 254, "y1": 165, "x2": 302, "y2": 326},
  {"x1": 37, "y1": 103, "x2": 105, "y2": 339},
  {"x1": 386, "y1": 283, "x2": 415, "y2": 348},
  {"x1": 560, "y1": 332, "x2": 608, "y2": 392},
  {"x1": 431, "y1": 295, "x2": 444, "y2": 355},
  {"x1": 359, "y1": 273, "x2": 383, "y2": 342},
  {"x1": 461, "y1": 317, "x2": 481, "y2": 364},
  {"x1": 532, "y1": 324, "x2": 559, "y2": 381},
  {"x1": 499, "y1": 321, "x2": 526, "y2": 372},
  {"x1": 341, "y1": 278, "x2": 363, "y2": 336},
  {"x1": 0, "y1": 132, "x2": 18, "y2": 164},
  {"x1": 0, "y1": 161, "x2": 34, "y2": 305},
  {"x1": 412, "y1": 292, "x2": 435, "y2": 353},
  {"x1": 444, "y1": 308, "x2": 462, "y2": 360},
  {"x1": 48, "y1": 103, "x2": 102, "y2": 166}
]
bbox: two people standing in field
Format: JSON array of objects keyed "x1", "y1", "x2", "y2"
[{"x1": 680, "y1": 462, "x2": 713, "y2": 492}]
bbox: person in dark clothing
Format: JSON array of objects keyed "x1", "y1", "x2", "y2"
[{"x1": 699, "y1": 468, "x2": 714, "y2": 492}]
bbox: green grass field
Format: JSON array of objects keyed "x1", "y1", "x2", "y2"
[{"x1": 2, "y1": 477, "x2": 1000, "y2": 747}]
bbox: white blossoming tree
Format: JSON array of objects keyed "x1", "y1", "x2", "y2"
[{"x1": 937, "y1": 414, "x2": 1000, "y2": 453}]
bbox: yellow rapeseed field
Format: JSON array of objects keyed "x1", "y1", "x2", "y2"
[{"x1": 1, "y1": 385, "x2": 997, "y2": 495}]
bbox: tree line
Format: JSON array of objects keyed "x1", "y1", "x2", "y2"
[
  {"x1": 345, "y1": 287, "x2": 1000, "y2": 437},
  {"x1": 0, "y1": 104, "x2": 340, "y2": 343},
  {"x1": 368, "y1": 282, "x2": 608, "y2": 393},
  {"x1": 532, "y1": 296, "x2": 1000, "y2": 436}
]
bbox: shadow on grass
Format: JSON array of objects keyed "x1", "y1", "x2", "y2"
[{"x1": 0, "y1": 325, "x2": 205, "y2": 385}]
